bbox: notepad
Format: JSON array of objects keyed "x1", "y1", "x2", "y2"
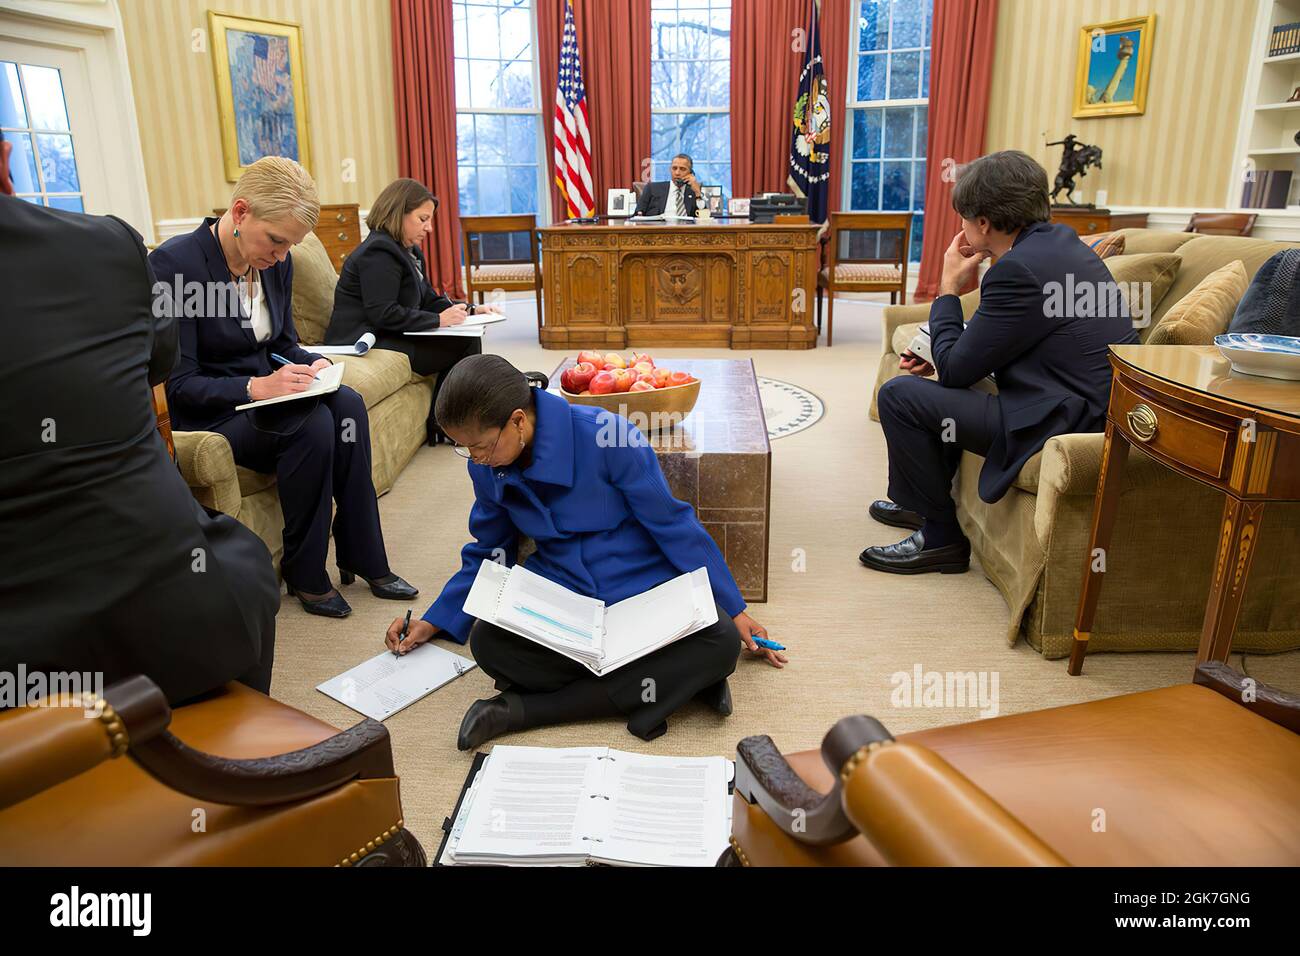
[
  {"x1": 443, "y1": 745, "x2": 731, "y2": 867},
  {"x1": 463, "y1": 560, "x2": 717, "y2": 677},
  {"x1": 312, "y1": 332, "x2": 376, "y2": 356},
  {"x1": 235, "y1": 361, "x2": 345, "y2": 410},
  {"x1": 404, "y1": 312, "x2": 507, "y2": 336},
  {"x1": 315, "y1": 642, "x2": 477, "y2": 721}
]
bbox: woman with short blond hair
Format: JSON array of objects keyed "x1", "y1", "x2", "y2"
[
  {"x1": 150, "y1": 157, "x2": 415, "y2": 618},
  {"x1": 326, "y1": 177, "x2": 497, "y2": 445}
]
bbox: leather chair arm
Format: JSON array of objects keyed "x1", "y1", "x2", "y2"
[
  {"x1": 1194, "y1": 662, "x2": 1300, "y2": 733},
  {"x1": 172, "y1": 430, "x2": 242, "y2": 517}
]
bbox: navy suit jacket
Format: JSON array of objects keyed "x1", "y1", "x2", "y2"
[
  {"x1": 634, "y1": 180, "x2": 700, "y2": 217},
  {"x1": 148, "y1": 218, "x2": 323, "y2": 432},
  {"x1": 325, "y1": 229, "x2": 455, "y2": 344},
  {"x1": 927, "y1": 220, "x2": 1140, "y2": 503}
]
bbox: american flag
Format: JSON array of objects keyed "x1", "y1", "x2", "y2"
[{"x1": 554, "y1": 0, "x2": 594, "y2": 218}]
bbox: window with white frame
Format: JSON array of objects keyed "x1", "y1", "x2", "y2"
[
  {"x1": 453, "y1": 0, "x2": 548, "y2": 233},
  {"x1": 1, "y1": 60, "x2": 83, "y2": 212},
  {"x1": 845, "y1": 0, "x2": 930, "y2": 261},
  {"x1": 650, "y1": 0, "x2": 732, "y2": 200}
]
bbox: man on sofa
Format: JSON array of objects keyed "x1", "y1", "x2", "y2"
[{"x1": 862, "y1": 150, "x2": 1140, "y2": 575}]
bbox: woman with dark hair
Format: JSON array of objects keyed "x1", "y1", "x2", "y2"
[
  {"x1": 384, "y1": 355, "x2": 787, "y2": 750},
  {"x1": 326, "y1": 178, "x2": 498, "y2": 445}
]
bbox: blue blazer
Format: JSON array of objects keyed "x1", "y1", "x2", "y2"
[
  {"x1": 423, "y1": 388, "x2": 747, "y2": 643},
  {"x1": 148, "y1": 218, "x2": 323, "y2": 432},
  {"x1": 927, "y1": 220, "x2": 1140, "y2": 503}
]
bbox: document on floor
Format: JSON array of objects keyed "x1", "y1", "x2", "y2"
[
  {"x1": 462, "y1": 559, "x2": 717, "y2": 676},
  {"x1": 235, "y1": 360, "x2": 345, "y2": 410},
  {"x1": 312, "y1": 332, "x2": 376, "y2": 355},
  {"x1": 316, "y1": 642, "x2": 477, "y2": 721},
  {"x1": 404, "y1": 312, "x2": 507, "y2": 336},
  {"x1": 443, "y1": 745, "x2": 731, "y2": 866}
]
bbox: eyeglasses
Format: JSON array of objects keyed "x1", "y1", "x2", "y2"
[{"x1": 453, "y1": 425, "x2": 504, "y2": 464}]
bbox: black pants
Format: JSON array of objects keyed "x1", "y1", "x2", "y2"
[
  {"x1": 374, "y1": 334, "x2": 482, "y2": 441},
  {"x1": 469, "y1": 602, "x2": 741, "y2": 740},
  {"x1": 876, "y1": 375, "x2": 1003, "y2": 524},
  {"x1": 213, "y1": 385, "x2": 389, "y2": 594}
]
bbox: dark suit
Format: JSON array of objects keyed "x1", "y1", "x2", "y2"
[
  {"x1": 634, "y1": 179, "x2": 700, "y2": 218},
  {"x1": 149, "y1": 220, "x2": 391, "y2": 594},
  {"x1": 0, "y1": 196, "x2": 277, "y2": 705},
  {"x1": 877, "y1": 220, "x2": 1140, "y2": 523},
  {"x1": 326, "y1": 229, "x2": 481, "y2": 439}
]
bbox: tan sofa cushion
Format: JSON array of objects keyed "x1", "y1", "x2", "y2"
[
  {"x1": 1111, "y1": 228, "x2": 1198, "y2": 255},
  {"x1": 1146, "y1": 260, "x2": 1248, "y2": 346},
  {"x1": 1150, "y1": 234, "x2": 1299, "y2": 329},
  {"x1": 333, "y1": 350, "x2": 416, "y2": 410},
  {"x1": 236, "y1": 466, "x2": 276, "y2": 497},
  {"x1": 291, "y1": 231, "x2": 338, "y2": 346},
  {"x1": 1102, "y1": 252, "x2": 1182, "y2": 335}
]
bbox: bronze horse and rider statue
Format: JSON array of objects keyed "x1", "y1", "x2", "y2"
[{"x1": 1047, "y1": 134, "x2": 1104, "y2": 206}]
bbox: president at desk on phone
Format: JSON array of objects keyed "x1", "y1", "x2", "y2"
[{"x1": 634, "y1": 153, "x2": 702, "y2": 218}]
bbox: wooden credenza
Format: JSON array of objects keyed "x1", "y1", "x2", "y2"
[
  {"x1": 538, "y1": 220, "x2": 820, "y2": 350},
  {"x1": 1049, "y1": 208, "x2": 1149, "y2": 236}
]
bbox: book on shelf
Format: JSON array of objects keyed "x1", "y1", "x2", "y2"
[{"x1": 1241, "y1": 169, "x2": 1293, "y2": 209}]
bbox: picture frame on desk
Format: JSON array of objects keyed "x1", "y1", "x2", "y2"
[
  {"x1": 208, "y1": 12, "x2": 312, "y2": 182},
  {"x1": 728, "y1": 197, "x2": 750, "y2": 217}
]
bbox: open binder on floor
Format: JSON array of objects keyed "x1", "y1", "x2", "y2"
[{"x1": 462, "y1": 559, "x2": 717, "y2": 677}]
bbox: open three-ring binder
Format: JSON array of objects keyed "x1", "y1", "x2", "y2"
[{"x1": 462, "y1": 559, "x2": 718, "y2": 677}]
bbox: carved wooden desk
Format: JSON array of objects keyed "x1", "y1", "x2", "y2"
[
  {"x1": 1070, "y1": 345, "x2": 1300, "y2": 675},
  {"x1": 538, "y1": 220, "x2": 819, "y2": 350}
]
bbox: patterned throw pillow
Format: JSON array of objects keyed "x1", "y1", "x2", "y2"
[
  {"x1": 1229, "y1": 248, "x2": 1300, "y2": 336},
  {"x1": 1077, "y1": 231, "x2": 1127, "y2": 259},
  {"x1": 1146, "y1": 260, "x2": 1249, "y2": 346}
]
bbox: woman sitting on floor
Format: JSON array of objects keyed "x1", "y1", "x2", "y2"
[{"x1": 383, "y1": 354, "x2": 787, "y2": 750}]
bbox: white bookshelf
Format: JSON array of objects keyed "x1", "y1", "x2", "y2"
[{"x1": 1231, "y1": 0, "x2": 1300, "y2": 208}]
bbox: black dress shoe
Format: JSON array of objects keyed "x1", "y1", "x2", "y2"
[
  {"x1": 695, "y1": 679, "x2": 733, "y2": 716},
  {"x1": 457, "y1": 696, "x2": 514, "y2": 751},
  {"x1": 869, "y1": 499, "x2": 924, "y2": 531},
  {"x1": 859, "y1": 530, "x2": 970, "y2": 575},
  {"x1": 338, "y1": 569, "x2": 418, "y2": 600},
  {"x1": 284, "y1": 583, "x2": 353, "y2": 618}
]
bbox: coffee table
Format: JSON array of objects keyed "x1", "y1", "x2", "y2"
[{"x1": 548, "y1": 357, "x2": 771, "y2": 603}]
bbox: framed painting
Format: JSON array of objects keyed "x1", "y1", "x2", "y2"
[
  {"x1": 208, "y1": 12, "x2": 311, "y2": 181},
  {"x1": 1073, "y1": 15, "x2": 1156, "y2": 118}
]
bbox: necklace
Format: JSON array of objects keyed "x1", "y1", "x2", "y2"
[{"x1": 212, "y1": 217, "x2": 253, "y2": 282}]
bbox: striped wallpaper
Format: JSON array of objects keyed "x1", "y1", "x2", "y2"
[
  {"x1": 117, "y1": 0, "x2": 399, "y2": 226},
  {"x1": 984, "y1": 0, "x2": 1255, "y2": 208}
]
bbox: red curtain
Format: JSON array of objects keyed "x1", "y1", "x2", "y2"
[
  {"x1": 538, "y1": 0, "x2": 652, "y2": 220},
  {"x1": 820, "y1": 0, "x2": 852, "y2": 220},
  {"x1": 912, "y1": 0, "x2": 999, "y2": 301},
  {"x1": 390, "y1": 0, "x2": 465, "y2": 297}
]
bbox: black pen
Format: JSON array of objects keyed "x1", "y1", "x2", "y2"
[{"x1": 396, "y1": 608, "x2": 412, "y2": 658}]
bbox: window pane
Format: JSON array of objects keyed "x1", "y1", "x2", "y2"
[
  {"x1": 47, "y1": 195, "x2": 84, "y2": 213},
  {"x1": 651, "y1": 9, "x2": 679, "y2": 58},
  {"x1": 473, "y1": 113, "x2": 506, "y2": 165},
  {"x1": 890, "y1": 0, "x2": 924, "y2": 48},
  {"x1": 910, "y1": 213, "x2": 924, "y2": 263},
  {"x1": 455, "y1": 60, "x2": 470, "y2": 109},
  {"x1": 881, "y1": 161, "x2": 911, "y2": 210},
  {"x1": 708, "y1": 112, "x2": 730, "y2": 162},
  {"x1": 465, "y1": 4, "x2": 499, "y2": 58},
  {"x1": 498, "y1": 6, "x2": 532, "y2": 62},
  {"x1": 7, "y1": 132, "x2": 39, "y2": 193},
  {"x1": 651, "y1": 60, "x2": 679, "y2": 108},
  {"x1": 851, "y1": 161, "x2": 880, "y2": 209},
  {"x1": 679, "y1": 112, "x2": 708, "y2": 157},
  {"x1": 468, "y1": 60, "x2": 501, "y2": 108},
  {"x1": 478, "y1": 165, "x2": 509, "y2": 215},
  {"x1": 457, "y1": 113, "x2": 475, "y2": 165},
  {"x1": 921, "y1": 49, "x2": 930, "y2": 97},
  {"x1": 888, "y1": 50, "x2": 921, "y2": 99},
  {"x1": 912, "y1": 160, "x2": 926, "y2": 209},
  {"x1": 506, "y1": 113, "x2": 537, "y2": 165},
  {"x1": 1, "y1": 62, "x2": 26, "y2": 127},
  {"x1": 458, "y1": 164, "x2": 476, "y2": 215},
  {"x1": 20, "y1": 65, "x2": 69, "y2": 130},
  {"x1": 852, "y1": 108, "x2": 881, "y2": 159},
  {"x1": 857, "y1": 51, "x2": 885, "y2": 101},
  {"x1": 20, "y1": 195, "x2": 44, "y2": 205},
  {"x1": 500, "y1": 59, "x2": 534, "y2": 108},
  {"x1": 916, "y1": 106, "x2": 927, "y2": 152},
  {"x1": 709, "y1": 7, "x2": 730, "y2": 60},
  {"x1": 651, "y1": 113, "x2": 680, "y2": 162},
  {"x1": 859, "y1": 0, "x2": 890, "y2": 52},
  {"x1": 708, "y1": 60, "x2": 730, "y2": 108},
  {"x1": 508, "y1": 165, "x2": 537, "y2": 214},
  {"x1": 882, "y1": 107, "x2": 913, "y2": 157}
]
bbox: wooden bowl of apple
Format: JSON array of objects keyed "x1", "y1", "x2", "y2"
[{"x1": 558, "y1": 351, "x2": 701, "y2": 428}]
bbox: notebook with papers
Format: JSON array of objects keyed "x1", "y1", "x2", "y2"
[
  {"x1": 462, "y1": 559, "x2": 717, "y2": 677},
  {"x1": 235, "y1": 360, "x2": 345, "y2": 410},
  {"x1": 404, "y1": 312, "x2": 507, "y2": 336}
]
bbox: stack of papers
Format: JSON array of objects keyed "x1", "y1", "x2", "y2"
[
  {"x1": 440, "y1": 745, "x2": 732, "y2": 867},
  {"x1": 405, "y1": 311, "x2": 508, "y2": 338},
  {"x1": 312, "y1": 332, "x2": 376, "y2": 356},
  {"x1": 463, "y1": 560, "x2": 717, "y2": 677}
]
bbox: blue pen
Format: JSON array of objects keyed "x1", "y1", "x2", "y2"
[
  {"x1": 752, "y1": 636, "x2": 786, "y2": 651},
  {"x1": 272, "y1": 353, "x2": 321, "y2": 380}
]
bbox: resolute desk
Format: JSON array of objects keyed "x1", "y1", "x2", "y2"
[{"x1": 538, "y1": 219, "x2": 820, "y2": 351}]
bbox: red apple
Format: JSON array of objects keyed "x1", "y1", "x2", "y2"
[
  {"x1": 629, "y1": 380, "x2": 655, "y2": 392},
  {"x1": 602, "y1": 363, "x2": 617, "y2": 371},
  {"x1": 651, "y1": 368, "x2": 672, "y2": 387},
  {"x1": 604, "y1": 353, "x2": 627, "y2": 369},
  {"x1": 668, "y1": 370, "x2": 691, "y2": 387},
  {"x1": 612, "y1": 369, "x2": 636, "y2": 393},
  {"x1": 632, "y1": 352, "x2": 655, "y2": 367},
  {"x1": 589, "y1": 371, "x2": 617, "y2": 395},
  {"x1": 577, "y1": 350, "x2": 604, "y2": 367},
  {"x1": 562, "y1": 361, "x2": 597, "y2": 393},
  {"x1": 632, "y1": 362, "x2": 654, "y2": 378}
]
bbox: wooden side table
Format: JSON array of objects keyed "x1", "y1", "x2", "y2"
[{"x1": 1070, "y1": 345, "x2": 1300, "y2": 675}]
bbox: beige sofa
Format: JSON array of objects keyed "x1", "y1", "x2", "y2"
[
  {"x1": 173, "y1": 232, "x2": 433, "y2": 568},
  {"x1": 870, "y1": 229, "x2": 1300, "y2": 658}
]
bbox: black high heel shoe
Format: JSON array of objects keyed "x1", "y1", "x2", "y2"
[
  {"x1": 338, "y1": 568, "x2": 419, "y2": 600},
  {"x1": 285, "y1": 582, "x2": 352, "y2": 618}
]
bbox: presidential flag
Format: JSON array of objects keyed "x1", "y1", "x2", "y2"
[
  {"x1": 787, "y1": 0, "x2": 831, "y2": 225},
  {"x1": 554, "y1": 0, "x2": 595, "y2": 218}
]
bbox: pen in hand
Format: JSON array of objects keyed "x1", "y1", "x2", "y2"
[{"x1": 395, "y1": 608, "x2": 412, "y2": 657}]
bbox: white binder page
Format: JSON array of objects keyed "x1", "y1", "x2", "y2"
[
  {"x1": 595, "y1": 752, "x2": 730, "y2": 867},
  {"x1": 315, "y1": 642, "x2": 476, "y2": 721},
  {"x1": 497, "y1": 564, "x2": 604, "y2": 653}
]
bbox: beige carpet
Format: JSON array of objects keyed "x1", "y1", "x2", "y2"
[{"x1": 268, "y1": 294, "x2": 1300, "y2": 855}]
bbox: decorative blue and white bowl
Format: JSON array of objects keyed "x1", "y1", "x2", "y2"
[{"x1": 1214, "y1": 333, "x2": 1300, "y2": 381}]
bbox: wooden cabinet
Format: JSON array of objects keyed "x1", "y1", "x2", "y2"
[
  {"x1": 314, "y1": 203, "x2": 361, "y2": 273},
  {"x1": 1049, "y1": 208, "x2": 1149, "y2": 236}
]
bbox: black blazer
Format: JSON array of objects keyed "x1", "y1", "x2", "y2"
[
  {"x1": 326, "y1": 230, "x2": 456, "y2": 344},
  {"x1": 634, "y1": 180, "x2": 700, "y2": 217},
  {"x1": 0, "y1": 197, "x2": 276, "y2": 705},
  {"x1": 927, "y1": 220, "x2": 1140, "y2": 503},
  {"x1": 148, "y1": 218, "x2": 323, "y2": 432}
]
